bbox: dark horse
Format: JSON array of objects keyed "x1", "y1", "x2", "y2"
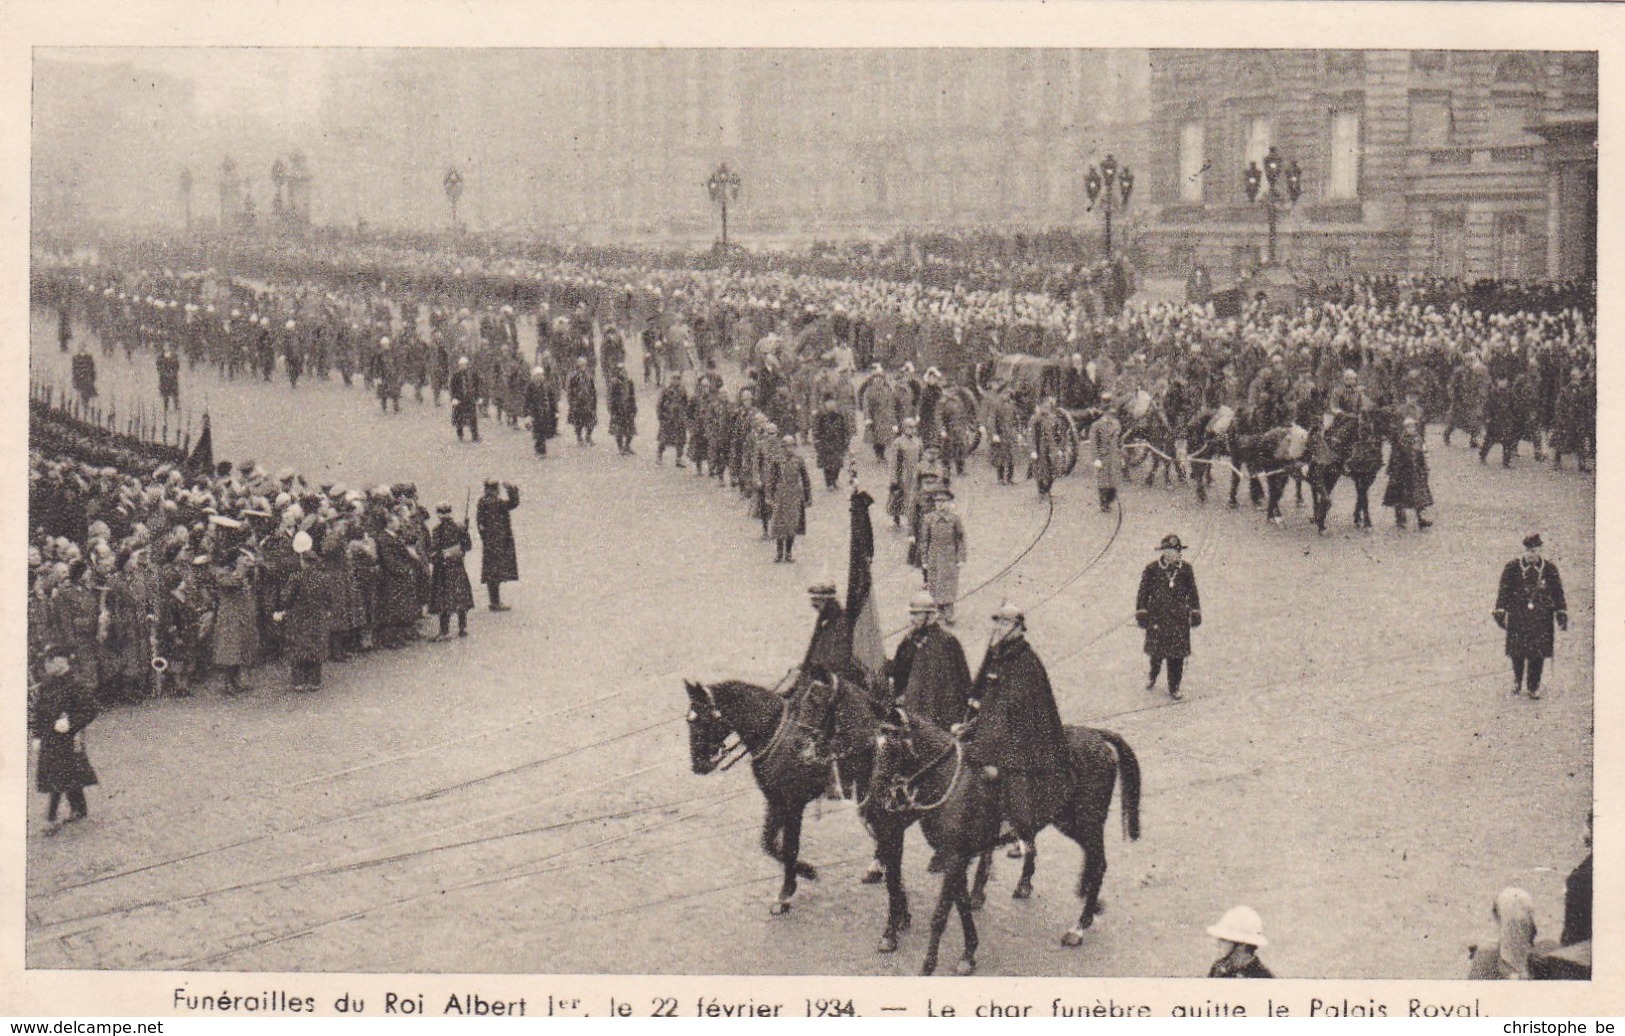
[
  {"x1": 1122, "y1": 402, "x2": 1186, "y2": 488},
  {"x1": 1187, "y1": 407, "x2": 1293, "y2": 521},
  {"x1": 684, "y1": 672, "x2": 881, "y2": 915},
  {"x1": 864, "y1": 709, "x2": 1142, "y2": 976},
  {"x1": 1307, "y1": 408, "x2": 1395, "y2": 533}
]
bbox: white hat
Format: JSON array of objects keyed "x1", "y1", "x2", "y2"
[
  {"x1": 532, "y1": 366, "x2": 545, "y2": 376},
  {"x1": 907, "y1": 591, "x2": 938, "y2": 614},
  {"x1": 1207, "y1": 906, "x2": 1267, "y2": 948},
  {"x1": 292, "y1": 530, "x2": 313, "y2": 555}
]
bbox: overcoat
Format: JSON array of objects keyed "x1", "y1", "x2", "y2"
[
  {"x1": 279, "y1": 563, "x2": 332, "y2": 664},
  {"x1": 657, "y1": 383, "x2": 689, "y2": 447},
  {"x1": 428, "y1": 520, "x2": 476, "y2": 615},
  {"x1": 31, "y1": 669, "x2": 99, "y2": 795},
  {"x1": 374, "y1": 533, "x2": 422, "y2": 628},
  {"x1": 887, "y1": 435, "x2": 923, "y2": 522},
  {"x1": 566, "y1": 369, "x2": 598, "y2": 430},
  {"x1": 476, "y1": 485, "x2": 521, "y2": 585},
  {"x1": 1382, "y1": 430, "x2": 1434, "y2": 510},
  {"x1": 209, "y1": 561, "x2": 259, "y2": 667},
  {"x1": 1136, "y1": 558, "x2": 1201, "y2": 659},
  {"x1": 1090, "y1": 410, "x2": 1125, "y2": 490},
  {"x1": 919, "y1": 508, "x2": 966, "y2": 608},
  {"x1": 608, "y1": 374, "x2": 638, "y2": 438},
  {"x1": 963, "y1": 634, "x2": 1070, "y2": 774},
  {"x1": 768, "y1": 453, "x2": 812, "y2": 539},
  {"x1": 1495, "y1": 558, "x2": 1568, "y2": 659},
  {"x1": 812, "y1": 408, "x2": 852, "y2": 474},
  {"x1": 890, "y1": 622, "x2": 972, "y2": 727},
  {"x1": 526, "y1": 377, "x2": 559, "y2": 440}
]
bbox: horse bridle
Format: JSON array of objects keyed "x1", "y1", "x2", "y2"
[
  {"x1": 875, "y1": 719, "x2": 963, "y2": 813},
  {"x1": 686, "y1": 683, "x2": 751, "y2": 771}
]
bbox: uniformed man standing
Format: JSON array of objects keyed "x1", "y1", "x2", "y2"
[
  {"x1": 1494, "y1": 533, "x2": 1568, "y2": 700},
  {"x1": 475, "y1": 480, "x2": 520, "y2": 612},
  {"x1": 959, "y1": 602, "x2": 1072, "y2": 860},
  {"x1": 1136, "y1": 534, "x2": 1201, "y2": 701},
  {"x1": 449, "y1": 356, "x2": 482, "y2": 442}
]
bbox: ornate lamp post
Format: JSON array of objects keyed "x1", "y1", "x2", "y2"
[
  {"x1": 705, "y1": 162, "x2": 742, "y2": 252},
  {"x1": 1084, "y1": 153, "x2": 1134, "y2": 257},
  {"x1": 1243, "y1": 145, "x2": 1302, "y2": 266},
  {"x1": 443, "y1": 167, "x2": 465, "y2": 229}
]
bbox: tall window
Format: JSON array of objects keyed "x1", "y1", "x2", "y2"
[
  {"x1": 1244, "y1": 116, "x2": 1274, "y2": 171},
  {"x1": 1489, "y1": 96, "x2": 1534, "y2": 143},
  {"x1": 1432, "y1": 211, "x2": 1466, "y2": 277},
  {"x1": 1179, "y1": 121, "x2": 1205, "y2": 202},
  {"x1": 1495, "y1": 214, "x2": 1528, "y2": 281},
  {"x1": 1327, "y1": 109, "x2": 1361, "y2": 199},
  {"x1": 1410, "y1": 96, "x2": 1454, "y2": 147}
]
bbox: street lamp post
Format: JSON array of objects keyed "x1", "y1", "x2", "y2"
[
  {"x1": 1084, "y1": 153, "x2": 1134, "y2": 257},
  {"x1": 1243, "y1": 145, "x2": 1302, "y2": 266},
  {"x1": 705, "y1": 162, "x2": 741, "y2": 253}
]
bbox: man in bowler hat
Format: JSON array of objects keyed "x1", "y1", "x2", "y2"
[
  {"x1": 1136, "y1": 534, "x2": 1201, "y2": 701},
  {"x1": 1494, "y1": 533, "x2": 1568, "y2": 700}
]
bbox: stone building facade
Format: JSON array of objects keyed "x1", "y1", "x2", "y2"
[{"x1": 1139, "y1": 49, "x2": 1597, "y2": 284}]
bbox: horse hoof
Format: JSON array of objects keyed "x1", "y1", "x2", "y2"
[
  {"x1": 1062, "y1": 928, "x2": 1085, "y2": 947},
  {"x1": 860, "y1": 867, "x2": 885, "y2": 886},
  {"x1": 954, "y1": 957, "x2": 977, "y2": 976},
  {"x1": 877, "y1": 935, "x2": 898, "y2": 954},
  {"x1": 899, "y1": 912, "x2": 913, "y2": 932},
  {"x1": 769, "y1": 901, "x2": 792, "y2": 916},
  {"x1": 796, "y1": 863, "x2": 819, "y2": 881},
  {"x1": 968, "y1": 892, "x2": 986, "y2": 912},
  {"x1": 1093, "y1": 900, "x2": 1107, "y2": 916},
  {"x1": 920, "y1": 961, "x2": 938, "y2": 977},
  {"x1": 1013, "y1": 883, "x2": 1032, "y2": 900}
]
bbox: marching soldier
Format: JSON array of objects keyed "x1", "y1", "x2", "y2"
[
  {"x1": 449, "y1": 356, "x2": 481, "y2": 442},
  {"x1": 525, "y1": 365, "x2": 559, "y2": 457},
  {"x1": 918, "y1": 490, "x2": 966, "y2": 625},
  {"x1": 1136, "y1": 534, "x2": 1201, "y2": 701},
  {"x1": 1493, "y1": 533, "x2": 1568, "y2": 700},
  {"x1": 157, "y1": 346, "x2": 182, "y2": 413},
  {"x1": 1091, "y1": 391, "x2": 1125, "y2": 512},
  {"x1": 566, "y1": 356, "x2": 598, "y2": 445}
]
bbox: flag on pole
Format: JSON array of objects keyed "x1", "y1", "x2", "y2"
[
  {"x1": 185, "y1": 412, "x2": 213, "y2": 477},
  {"x1": 845, "y1": 467, "x2": 885, "y2": 684}
]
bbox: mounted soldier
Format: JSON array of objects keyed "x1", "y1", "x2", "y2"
[{"x1": 958, "y1": 601, "x2": 1073, "y2": 860}]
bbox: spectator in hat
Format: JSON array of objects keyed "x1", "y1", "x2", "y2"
[
  {"x1": 30, "y1": 653, "x2": 100, "y2": 829},
  {"x1": 428, "y1": 503, "x2": 474, "y2": 639},
  {"x1": 1494, "y1": 533, "x2": 1568, "y2": 700},
  {"x1": 274, "y1": 530, "x2": 329, "y2": 691},
  {"x1": 1136, "y1": 534, "x2": 1201, "y2": 701},
  {"x1": 476, "y1": 480, "x2": 521, "y2": 611},
  {"x1": 1207, "y1": 906, "x2": 1274, "y2": 978}
]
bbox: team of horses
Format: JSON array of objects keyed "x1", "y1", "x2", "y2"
[{"x1": 684, "y1": 666, "x2": 1141, "y2": 976}]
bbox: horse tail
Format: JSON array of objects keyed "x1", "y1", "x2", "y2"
[{"x1": 1097, "y1": 729, "x2": 1142, "y2": 841}]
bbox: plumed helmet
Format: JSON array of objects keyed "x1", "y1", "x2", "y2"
[
  {"x1": 991, "y1": 601, "x2": 1024, "y2": 624},
  {"x1": 292, "y1": 530, "x2": 313, "y2": 555}
]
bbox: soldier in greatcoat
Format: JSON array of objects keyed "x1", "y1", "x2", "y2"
[
  {"x1": 656, "y1": 378, "x2": 690, "y2": 466},
  {"x1": 476, "y1": 480, "x2": 520, "y2": 611},
  {"x1": 1091, "y1": 391, "x2": 1125, "y2": 512},
  {"x1": 918, "y1": 491, "x2": 966, "y2": 625},
  {"x1": 1136, "y1": 534, "x2": 1201, "y2": 701},
  {"x1": 525, "y1": 365, "x2": 559, "y2": 457},
  {"x1": 274, "y1": 531, "x2": 330, "y2": 690},
  {"x1": 428, "y1": 504, "x2": 475, "y2": 639},
  {"x1": 1493, "y1": 534, "x2": 1568, "y2": 700},
  {"x1": 888, "y1": 592, "x2": 972, "y2": 727},
  {"x1": 768, "y1": 436, "x2": 811, "y2": 563},
  {"x1": 30, "y1": 653, "x2": 99, "y2": 826},
  {"x1": 566, "y1": 357, "x2": 598, "y2": 445}
]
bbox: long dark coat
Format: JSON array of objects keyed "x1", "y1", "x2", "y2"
[
  {"x1": 31, "y1": 670, "x2": 99, "y2": 794},
  {"x1": 812, "y1": 408, "x2": 852, "y2": 474},
  {"x1": 802, "y1": 598, "x2": 849, "y2": 674},
  {"x1": 209, "y1": 562, "x2": 259, "y2": 667},
  {"x1": 1136, "y1": 558, "x2": 1201, "y2": 659},
  {"x1": 1495, "y1": 558, "x2": 1568, "y2": 659},
  {"x1": 428, "y1": 520, "x2": 476, "y2": 615},
  {"x1": 657, "y1": 383, "x2": 689, "y2": 447},
  {"x1": 608, "y1": 374, "x2": 638, "y2": 437},
  {"x1": 476, "y1": 485, "x2": 520, "y2": 584},
  {"x1": 1382, "y1": 431, "x2": 1434, "y2": 510},
  {"x1": 375, "y1": 534, "x2": 422, "y2": 628},
  {"x1": 890, "y1": 622, "x2": 972, "y2": 727},
  {"x1": 279, "y1": 563, "x2": 332, "y2": 664},
  {"x1": 526, "y1": 377, "x2": 559, "y2": 440},
  {"x1": 963, "y1": 634, "x2": 1070, "y2": 774},
  {"x1": 566, "y1": 369, "x2": 598, "y2": 430}
]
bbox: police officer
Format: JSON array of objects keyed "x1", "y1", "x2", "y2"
[
  {"x1": 1493, "y1": 533, "x2": 1568, "y2": 700},
  {"x1": 1136, "y1": 534, "x2": 1201, "y2": 701}
]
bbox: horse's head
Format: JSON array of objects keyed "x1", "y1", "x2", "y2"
[
  {"x1": 873, "y1": 706, "x2": 921, "y2": 785},
  {"x1": 683, "y1": 680, "x2": 733, "y2": 776}
]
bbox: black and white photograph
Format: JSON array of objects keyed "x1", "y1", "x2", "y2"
[{"x1": 9, "y1": 5, "x2": 1615, "y2": 1011}]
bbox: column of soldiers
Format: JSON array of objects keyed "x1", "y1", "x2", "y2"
[{"x1": 28, "y1": 452, "x2": 523, "y2": 701}]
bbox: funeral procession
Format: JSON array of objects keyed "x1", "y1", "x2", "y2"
[{"x1": 23, "y1": 46, "x2": 1596, "y2": 983}]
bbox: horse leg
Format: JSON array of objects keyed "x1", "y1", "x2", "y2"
[
  {"x1": 875, "y1": 821, "x2": 911, "y2": 954},
  {"x1": 919, "y1": 854, "x2": 963, "y2": 976},
  {"x1": 952, "y1": 860, "x2": 979, "y2": 976},
  {"x1": 968, "y1": 850, "x2": 992, "y2": 911},
  {"x1": 1012, "y1": 841, "x2": 1037, "y2": 899},
  {"x1": 1062, "y1": 820, "x2": 1109, "y2": 946},
  {"x1": 769, "y1": 800, "x2": 812, "y2": 915}
]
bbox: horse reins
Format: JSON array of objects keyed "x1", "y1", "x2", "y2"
[{"x1": 879, "y1": 733, "x2": 964, "y2": 813}]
